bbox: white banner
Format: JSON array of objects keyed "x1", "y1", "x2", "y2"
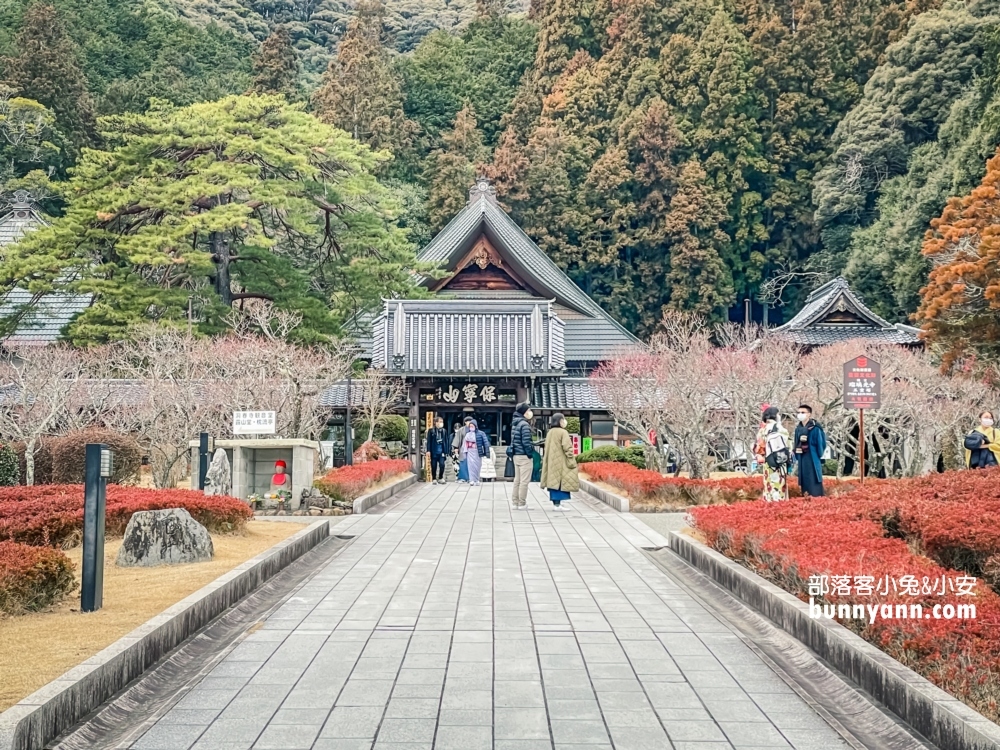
[{"x1": 233, "y1": 410, "x2": 276, "y2": 435}]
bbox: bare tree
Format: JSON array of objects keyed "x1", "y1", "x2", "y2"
[
  {"x1": 792, "y1": 341, "x2": 992, "y2": 477},
  {"x1": 0, "y1": 344, "x2": 82, "y2": 484},
  {"x1": 354, "y1": 368, "x2": 406, "y2": 451}
]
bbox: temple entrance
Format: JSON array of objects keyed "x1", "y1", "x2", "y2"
[{"x1": 424, "y1": 408, "x2": 512, "y2": 449}]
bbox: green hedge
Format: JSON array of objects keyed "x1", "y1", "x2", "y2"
[
  {"x1": 353, "y1": 414, "x2": 409, "y2": 450},
  {"x1": 576, "y1": 445, "x2": 645, "y2": 469}
]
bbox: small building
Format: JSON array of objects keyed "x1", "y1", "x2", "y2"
[
  {"x1": 771, "y1": 277, "x2": 921, "y2": 347},
  {"x1": 327, "y1": 179, "x2": 641, "y2": 472}
]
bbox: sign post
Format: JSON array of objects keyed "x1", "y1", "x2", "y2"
[
  {"x1": 843, "y1": 356, "x2": 882, "y2": 483},
  {"x1": 81, "y1": 444, "x2": 112, "y2": 613}
]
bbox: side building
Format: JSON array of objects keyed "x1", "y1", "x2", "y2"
[{"x1": 325, "y1": 179, "x2": 641, "y2": 472}]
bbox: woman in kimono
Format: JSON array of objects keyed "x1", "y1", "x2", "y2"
[
  {"x1": 462, "y1": 420, "x2": 489, "y2": 486},
  {"x1": 753, "y1": 406, "x2": 790, "y2": 502}
]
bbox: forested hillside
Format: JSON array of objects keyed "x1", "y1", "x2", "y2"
[{"x1": 1, "y1": 0, "x2": 1000, "y2": 361}]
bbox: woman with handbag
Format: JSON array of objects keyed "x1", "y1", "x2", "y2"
[{"x1": 965, "y1": 411, "x2": 1000, "y2": 469}]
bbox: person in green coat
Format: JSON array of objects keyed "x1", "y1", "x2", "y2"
[{"x1": 540, "y1": 413, "x2": 579, "y2": 510}]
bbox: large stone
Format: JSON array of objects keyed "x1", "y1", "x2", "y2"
[
  {"x1": 204, "y1": 448, "x2": 232, "y2": 497},
  {"x1": 116, "y1": 508, "x2": 214, "y2": 568}
]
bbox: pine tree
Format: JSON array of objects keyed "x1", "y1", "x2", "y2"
[
  {"x1": 312, "y1": 0, "x2": 415, "y2": 156},
  {"x1": 249, "y1": 26, "x2": 301, "y2": 99},
  {"x1": 0, "y1": 96, "x2": 426, "y2": 344},
  {"x1": 3, "y1": 3, "x2": 96, "y2": 155},
  {"x1": 426, "y1": 104, "x2": 487, "y2": 233}
]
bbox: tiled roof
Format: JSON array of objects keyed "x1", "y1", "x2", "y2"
[
  {"x1": 772, "y1": 277, "x2": 920, "y2": 346},
  {"x1": 0, "y1": 288, "x2": 92, "y2": 345},
  {"x1": 318, "y1": 381, "x2": 371, "y2": 408},
  {"x1": 372, "y1": 298, "x2": 566, "y2": 376},
  {"x1": 531, "y1": 378, "x2": 606, "y2": 411},
  {"x1": 0, "y1": 197, "x2": 92, "y2": 345},
  {"x1": 774, "y1": 325, "x2": 923, "y2": 346}
]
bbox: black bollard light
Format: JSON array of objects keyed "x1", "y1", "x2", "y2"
[
  {"x1": 81, "y1": 443, "x2": 112, "y2": 613},
  {"x1": 197, "y1": 432, "x2": 213, "y2": 490}
]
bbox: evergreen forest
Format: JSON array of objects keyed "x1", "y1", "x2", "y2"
[{"x1": 2, "y1": 0, "x2": 1000, "y2": 363}]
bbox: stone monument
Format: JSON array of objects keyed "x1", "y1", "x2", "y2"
[
  {"x1": 204, "y1": 448, "x2": 232, "y2": 496},
  {"x1": 116, "y1": 508, "x2": 214, "y2": 568}
]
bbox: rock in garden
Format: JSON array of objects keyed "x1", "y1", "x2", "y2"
[
  {"x1": 204, "y1": 448, "x2": 231, "y2": 496},
  {"x1": 116, "y1": 508, "x2": 214, "y2": 568}
]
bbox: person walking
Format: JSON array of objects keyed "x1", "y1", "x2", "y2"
[
  {"x1": 540, "y1": 413, "x2": 579, "y2": 510},
  {"x1": 425, "y1": 416, "x2": 449, "y2": 485},
  {"x1": 509, "y1": 402, "x2": 534, "y2": 509},
  {"x1": 793, "y1": 405, "x2": 827, "y2": 496},
  {"x1": 462, "y1": 419, "x2": 490, "y2": 486},
  {"x1": 754, "y1": 406, "x2": 790, "y2": 502},
  {"x1": 454, "y1": 417, "x2": 472, "y2": 483},
  {"x1": 965, "y1": 411, "x2": 1000, "y2": 469}
]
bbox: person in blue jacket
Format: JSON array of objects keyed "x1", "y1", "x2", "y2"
[{"x1": 793, "y1": 405, "x2": 827, "y2": 497}]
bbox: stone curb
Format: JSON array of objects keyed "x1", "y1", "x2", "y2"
[
  {"x1": 353, "y1": 472, "x2": 416, "y2": 514},
  {"x1": 0, "y1": 519, "x2": 331, "y2": 750},
  {"x1": 666, "y1": 530, "x2": 1000, "y2": 750},
  {"x1": 579, "y1": 477, "x2": 629, "y2": 512}
]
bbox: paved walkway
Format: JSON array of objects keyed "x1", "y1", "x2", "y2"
[{"x1": 123, "y1": 483, "x2": 850, "y2": 750}]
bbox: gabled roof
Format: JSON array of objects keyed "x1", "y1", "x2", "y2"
[
  {"x1": 0, "y1": 192, "x2": 92, "y2": 346},
  {"x1": 773, "y1": 277, "x2": 921, "y2": 346},
  {"x1": 411, "y1": 179, "x2": 639, "y2": 360}
]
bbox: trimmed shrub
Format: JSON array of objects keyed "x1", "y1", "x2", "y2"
[
  {"x1": 314, "y1": 459, "x2": 411, "y2": 502},
  {"x1": 565, "y1": 417, "x2": 581, "y2": 435},
  {"x1": 0, "y1": 541, "x2": 75, "y2": 614},
  {"x1": 0, "y1": 444, "x2": 19, "y2": 486},
  {"x1": 49, "y1": 428, "x2": 143, "y2": 485},
  {"x1": 822, "y1": 459, "x2": 838, "y2": 476},
  {"x1": 353, "y1": 441, "x2": 388, "y2": 463},
  {"x1": 690, "y1": 473, "x2": 1000, "y2": 723},
  {"x1": 353, "y1": 415, "x2": 409, "y2": 448},
  {"x1": 576, "y1": 446, "x2": 626, "y2": 464},
  {"x1": 623, "y1": 445, "x2": 646, "y2": 468},
  {"x1": 378, "y1": 415, "x2": 409, "y2": 442},
  {"x1": 0, "y1": 486, "x2": 253, "y2": 548}
]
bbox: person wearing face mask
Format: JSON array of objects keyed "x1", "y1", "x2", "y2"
[
  {"x1": 462, "y1": 419, "x2": 490, "y2": 486},
  {"x1": 540, "y1": 413, "x2": 579, "y2": 510},
  {"x1": 509, "y1": 402, "x2": 535, "y2": 509},
  {"x1": 793, "y1": 405, "x2": 827, "y2": 497},
  {"x1": 965, "y1": 411, "x2": 1000, "y2": 469}
]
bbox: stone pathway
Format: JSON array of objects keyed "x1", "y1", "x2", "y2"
[{"x1": 120, "y1": 482, "x2": 852, "y2": 750}]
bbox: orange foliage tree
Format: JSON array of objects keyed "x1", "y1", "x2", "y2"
[{"x1": 918, "y1": 148, "x2": 1000, "y2": 369}]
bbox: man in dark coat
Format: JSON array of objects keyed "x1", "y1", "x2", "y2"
[
  {"x1": 425, "y1": 416, "x2": 449, "y2": 484},
  {"x1": 509, "y1": 402, "x2": 534, "y2": 509},
  {"x1": 794, "y1": 405, "x2": 827, "y2": 496}
]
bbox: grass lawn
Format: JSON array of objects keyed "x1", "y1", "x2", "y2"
[{"x1": 0, "y1": 520, "x2": 301, "y2": 711}]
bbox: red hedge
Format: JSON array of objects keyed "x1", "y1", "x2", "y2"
[
  {"x1": 0, "y1": 540, "x2": 75, "y2": 614},
  {"x1": 0, "y1": 485, "x2": 253, "y2": 548},
  {"x1": 580, "y1": 462, "x2": 800, "y2": 507},
  {"x1": 690, "y1": 469, "x2": 1000, "y2": 722},
  {"x1": 314, "y1": 459, "x2": 411, "y2": 502}
]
